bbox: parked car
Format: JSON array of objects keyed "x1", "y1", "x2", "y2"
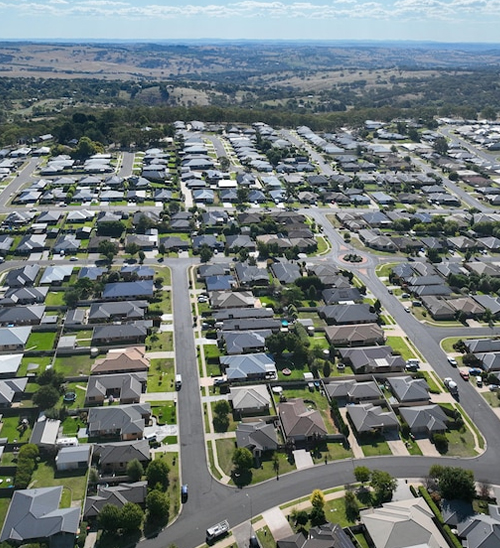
[
  {"x1": 488, "y1": 384, "x2": 499, "y2": 391},
  {"x1": 469, "y1": 368, "x2": 483, "y2": 376},
  {"x1": 447, "y1": 356, "x2": 458, "y2": 367},
  {"x1": 459, "y1": 370, "x2": 469, "y2": 381},
  {"x1": 181, "y1": 484, "x2": 188, "y2": 503},
  {"x1": 476, "y1": 376, "x2": 483, "y2": 388}
]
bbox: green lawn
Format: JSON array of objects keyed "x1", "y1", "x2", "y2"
[
  {"x1": 154, "y1": 452, "x2": 180, "y2": 523},
  {"x1": 54, "y1": 354, "x2": 92, "y2": 376},
  {"x1": 30, "y1": 460, "x2": 87, "y2": 507},
  {"x1": 147, "y1": 358, "x2": 175, "y2": 392},
  {"x1": 375, "y1": 262, "x2": 398, "y2": 279},
  {"x1": 358, "y1": 434, "x2": 392, "y2": 456},
  {"x1": 26, "y1": 331, "x2": 57, "y2": 351},
  {"x1": 154, "y1": 266, "x2": 172, "y2": 286},
  {"x1": 445, "y1": 426, "x2": 479, "y2": 457},
  {"x1": 210, "y1": 402, "x2": 238, "y2": 432},
  {"x1": 62, "y1": 416, "x2": 86, "y2": 436},
  {"x1": 146, "y1": 331, "x2": 173, "y2": 352},
  {"x1": 482, "y1": 391, "x2": 500, "y2": 408},
  {"x1": 151, "y1": 402, "x2": 177, "y2": 425},
  {"x1": 18, "y1": 356, "x2": 53, "y2": 376},
  {"x1": 310, "y1": 441, "x2": 353, "y2": 463},
  {"x1": 0, "y1": 499, "x2": 12, "y2": 535},
  {"x1": 386, "y1": 336, "x2": 418, "y2": 361},
  {"x1": 314, "y1": 235, "x2": 330, "y2": 255},
  {"x1": 45, "y1": 291, "x2": 66, "y2": 306},
  {"x1": 0, "y1": 416, "x2": 32, "y2": 443},
  {"x1": 63, "y1": 381, "x2": 87, "y2": 408}
]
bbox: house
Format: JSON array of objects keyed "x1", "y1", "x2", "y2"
[
  {"x1": 399, "y1": 405, "x2": 448, "y2": 434},
  {"x1": 222, "y1": 330, "x2": 270, "y2": 355},
  {"x1": 198, "y1": 263, "x2": 231, "y2": 279},
  {"x1": 279, "y1": 399, "x2": 328, "y2": 442},
  {"x1": 92, "y1": 439, "x2": 150, "y2": 474},
  {"x1": 0, "y1": 305, "x2": 45, "y2": 327},
  {"x1": 476, "y1": 352, "x2": 500, "y2": 372},
  {"x1": 91, "y1": 347, "x2": 149, "y2": 375},
  {"x1": 205, "y1": 275, "x2": 236, "y2": 292},
  {"x1": 234, "y1": 263, "x2": 269, "y2": 286},
  {"x1": 5, "y1": 265, "x2": 40, "y2": 287},
  {"x1": 55, "y1": 445, "x2": 92, "y2": 472},
  {"x1": 235, "y1": 422, "x2": 278, "y2": 455},
  {"x1": 277, "y1": 523, "x2": 356, "y2": 548},
  {"x1": 229, "y1": 385, "x2": 271, "y2": 416},
  {"x1": 339, "y1": 346, "x2": 405, "y2": 374},
  {"x1": 325, "y1": 380, "x2": 383, "y2": 403},
  {"x1": 465, "y1": 338, "x2": 500, "y2": 354},
  {"x1": 40, "y1": 266, "x2": 73, "y2": 285},
  {"x1": 120, "y1": 265, "x2": 155, "y2": 280},
  {"x1": 219, "y1": 318, "x2": 281, "y2": 333},
  {"x1": 84, "y1": 482, "x2": 147, "y2": 520},
  {"x1": 88, "y1": 301, "x2": 146, "y2": 323},
  {"x1": 214, "y1": 308, "x2": 274, "y2": 322},
  {"x1": 161, "y1": 236, "x2": 190, "y2": 252},
  {"x1": 0, "y1": 355, "x2": 23, "y2": 378},
  {"x1": 91, "y1": 322, "x2": 150, "y2": 345},
  {"x1": 322, "y1": 287, "x2": 362, "y2": 304},
  {"x1": 16, "y1": 234, "x2": 46, "y2": 254},
  {"x1": 324, "y1": 323, "x2": 384, "y2": 347},
  {"x1": 79, "y1": 266, "x2": 106, "y2": 281},
  {"x1": 53, "y1": 235, "x2": 79, "y2": 254},
  {"x1": 0, "y1": 377, "x2": 28, "y2": 407},
  {"x1": 387, "y1": 376, "x2": 430, "y2": 405},
  {"x1": 358, "y1": 229, "x2": 396, "y2": 252},
  {"x1": 457, "y1": 506, "x2": 500, "y2": 548},
  {"x1": 102, "y1": 280, "x2": 154, "y2": 301},
  {"x1": 421, "y1": 296, "x2": 456, "y2": 320},
  {"x1": 360, "y1": 497, "x2": 450, "y2": 548},
  {"x1": 318, "y1": 304, "x2": 378, "y2": 325},
  {"x1": 210, "y1": 291, "x2": 255, "y2": 309},
  {"x1": 441, "y1": 499, "x2": 474, "y2": 529},
  {"x1": 347, "y1": 403, "x2": 398, "y2": 433},
  {"x1": 0, "y1": 287, "x2": 48, "y2": 306},
  {"x1": 30, "y1": 418, "x2": 61, "y2": 450},
  {"x1": 220, "y1": 353, "x2": 277, "y2": 382},
  {"x1": 85, "y1": 372, "x2": 147, "y2": 404},
  {"x1": 0, "y1": 486, "x2": 80, "y2": 545},
  {"x1": 270, "y1": 262, "x2": 302, "y2": 284},
  {"x1": 447, "y1": 297, "x2": 485, "y2": 318},
  {"x1": 87, "y1": 403, "x2": 151, "y2": 440},
  {"x1": 0, "y1": 327, "x2": 32, "y2": 352},
  {"x1": 0, "y1": 235, "x2": 13, "y2": 256},
  {"x1": 192, "y1": 234, "x2": 224, "y2": 252}
]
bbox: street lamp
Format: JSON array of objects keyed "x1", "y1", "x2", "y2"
[{"x1": 246, "y1": 492, "x2": 253, "y2": 543}]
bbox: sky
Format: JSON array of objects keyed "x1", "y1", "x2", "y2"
[{"x1": 0, "y1": 0, "x2": 499, "y2": 43}]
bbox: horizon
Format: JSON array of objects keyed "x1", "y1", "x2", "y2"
[{"x1": 1, "y1": 0, "x2": 500, "y2": 44}]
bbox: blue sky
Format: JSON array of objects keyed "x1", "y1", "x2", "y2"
[{"x1": 0, "y1": 0, "x2": 499, "y2": 43}]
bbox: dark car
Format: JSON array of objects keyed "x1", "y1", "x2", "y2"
[
  {"x1": 249, "y1": 536, "x2": 260, "y2": 548},
  {"x1": 181, "y1": 484, "x2": 188, "y2": 503}
]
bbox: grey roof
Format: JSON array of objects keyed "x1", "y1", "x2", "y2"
[
  {"x1": 5, "y1": 265, "x2": 40, "y2": 287},
  {"x1": 270, "y1": 262, "x2": 302, "y2": 284},
  {"x1": 399, "y1": 405, "x2": 448, "y2": 433},
  {"x1": 92, "y1": 322, "x2": 150, "y2": 343},
  {"x1": 102, "y1": 280, "x2": 154, "y2": 300},
  {"x1": 87, "y1": 403, "x2": 151, "y2": 437},
  {"x1": 457, "y1": 512, "x2": 500, "y2": 548},
  {"x1": 347, "y1": 403, "x2": 399, "y2": 433},
  {"x1": 0, "y1": 326, "x2": 32, "y2": 349},
  {"x1": 79, "y1": 266, "x2": 106, "y2": 281},
  {"x1": 236, "y1": 422, "x2": 278, "y2": 452},
  {"x1": 214, "y1": 308, "x2": 274, "y2": 321},
  {"x1": 40, "y1": 266, "x2": 74, "y2": 284},
  {"x1": 441, "y1": 499, "x2": 474, "y2": 528},
  {"x1": 0, "y1": 377, "x2": 28, "y2": 405},
  {"x1": 339, "y1": 345, "x2": 405, "y2": 373},
  {"x1": 89, "y1": 301, "x2": 146, "y2": 322},
  {"x1": 387, "y1": 376, "x2": 430, "y2": 403},
  {"x1": 230, "y1": 385, "x2": 271, "y2": 411},
  {"x1": 221, "y1": 353, "x2": 276, "y2": 381},
  {"x1": 0, "y1": 354, "x2": 23, "y2": 376},
  {"x1": 30, "y1": 419, "x2": 60, "y2": 447},
  {"x1": 0, "y1": 286, "x2": 48, "y2": 306},
  {"x1": 318, "y1": 303, "x2": 378, "y2": 324},
  {"x1": 222, "y1": 330, "x2": 270, "y2": 355},
  {"x1": 466, "y1": 338, "x2": 500, "y2": 354},
  {"x1": 86, "y1": 372, "x2": 146, "y2": 402},
  {"x1": 55, "y1": 445, "x2": 92, "y2": 466},
  {"x1": 326, "y1": 380, "x2": 382, "y2": 401},
  {"x1": 0, "y1": 305, "x2": 45, "y2": 325},
  {"x1": 0, "y1": 486, "x2": 80, "y2": 542},
  {"x1": 322, "y1": 287, "x2": 362, "y2": 304},
  {"x1": 93, "y1": 439, "x2": 150, "y2": 466},
  {"x1": 84, "y1": 481, "x2": 147, "y2": 519}
]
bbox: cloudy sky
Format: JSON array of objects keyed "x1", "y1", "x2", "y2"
[{"x1": 0, "y1": 0, "x2": 499, "y2": 42}]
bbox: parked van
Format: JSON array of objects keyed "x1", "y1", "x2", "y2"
[
  {"x1": 175, "y1": 374, "x2": 182, "y2": 390},
  {"x1": 476, "y1": 376, "x2": 483, "y2": 388}
]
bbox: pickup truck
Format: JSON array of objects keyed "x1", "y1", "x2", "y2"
[
  {"x1": 444, "y1": 377, "x2": 459, "y2": 395},
  {"x1": 206, "y1": 520, "x2": 229, "y2": 543}
]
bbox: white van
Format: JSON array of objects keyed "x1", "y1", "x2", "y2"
[{"x1": 175, "y1": 374, "x2": 182, "y2": 390}]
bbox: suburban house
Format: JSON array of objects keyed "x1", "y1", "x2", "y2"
[
  {"x1": 0, "y1": 377, "x2": 28, "y2": 407},
  {"x1": 91, "y1": 322, "x2": 151, "y2": 345},
  {"x1": 0, "y1": 486, "x2": 80, "y2": 546},
  {"x1": 87, "y1": 403, "x2": 151, "y2": 440},
  {"x1": 88, "y1": 301, "x2": 147, "y2": 323},
  {"x1": 457, "y1": 506, "x2": 500, "y2": 548},
  {"x1": 5, "y1": 265, "x2": 40, "y2": 288},
  {"x1": 360, "y1": 497, "x2": 450, "y2": 548},
  {"x1": 55, "y1": 445, "x2": 92, "y2": 472},
  {"x1": 84, "y1": 482, "x2": 147, "y2": 520},
  {"x1": 346, "y1": 403, "x2": 399, "y2": 434},
  {"x1": 85, "y1": 372, "x2": 147, "y2": 405},
  {"x1": 279, "y1": 399, "x2": 328, "y2": 442},
  {"x1": 322, "y1": 287, "x2": 362, "y2": 304},
  {"x1": 387, "y1": 376, "x2": 430, "y2": 405},
  {"x1": 92, "y1": 440, "x2": 150, "y2": 474},
  {"x1": 221, "y1": 330, "x2": 270, "y2": 354},
  {"x1": 277, "y1": 523, "x2": 356, "y2": 548},
  {"x1": 0, "y1": 305, "x2": 45, "y2": 326},
  {"x1": 235, "y1": 422, "x2": 279, "y2": 455},
  {"x1": 318, "y1": 304, "x2": 378, "y2": 325},
  {"x1": 220, "y1": 353, "x2": 277, "y2": 382},
  {"x1": 339, "y1": 346, "x2": 405, "y2": 374},
  {"x1": 102, "y1": 280, "x2": 154, "y2": 301},
  {"x1": 229, "y1": 385, "x2": 271, "y2": 417},
  {"x1": 91, "y1": 347, "x2": 149, "y2": 375},
  {"x1": 0, "y1": 287, "x2": 48, "y2": 306},
  {"x1": 399, "y1": 405, "x2": 448, "y2": 435},
  {"x1": 30, "y1": 418, "x2": 61, "y2": 450},
  {"x1": 210, "y1": 291, "x2": 256, "y2": 309},
  {"x1": 325, "y1": 380, "x2": 383, "y2": 404},
  {"x1": 0, "y1": 355, "x2": 23, "y2": 378},
  {"x1": 324, "y1": 323, "x2": 384, "y2": 347}
]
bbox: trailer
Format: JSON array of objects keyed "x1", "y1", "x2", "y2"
[{"x1": 206, "y1": 520, "x2": 229, "y2": 542}]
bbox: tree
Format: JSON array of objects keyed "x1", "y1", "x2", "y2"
[
  {"x1": 199, "y1": 245, "x2": 214, "y2": 263},
  {"x1": 354, "y1": 466, "x2": 371, "y2": 484},
  {"x1": 370, "y1": 470, "x2": 397, "y2": 504},
  {"x1": 433, "y1": 433, "x2": 449, "y2": 453},
  {"x1": 98, "y1": 240, "x2": 119, "y2": 261},
  {"x1": 219, "y1": 156, "x2": 230, "y2": 171},
  {"x1": 125, "y1": 243, "x2": 141, "y2": 257},
  {"x1": 146, "y1": 489, "x2": 169, "y2": 523},
  {"x1": 138, "y1": 250, "x2": 146, "y2": 264},
  {"x1": 146, "y1": 458, "x2": 170, "y2": 491},
  {"x1": 64, "y1": 288, "x2": 80, "y2": 308},
  {"x1": 214, "y1": 400, "x2": 230, "y2": 416},
  {"x1": 280, "y1": 286, "x2": 303, "y2": 308},
  {"x1": 232, "y1": 447, "x2": 253, "y2": 472},
  {"x1": 344, "y1": 490, "x2": 359, "y2": 521},
  {"x1": 127, "y1": 459, "x2": 144, "y2": 482},
  {"x1": 72, "y1": 136, "x2": 103, "y2": 160},
  {"x1": 310, "y1": 489, "x2": 325, "y2": 510},
  {"x1": 433, "y1": 466, "x2": 476, "y2": 501},
  {"x1": 98, "y1": 504, "x2": 122, "y2": 534},
  {"x1": 37, "y1": 368, "x2": 65, "y2": 390},
  {"x1": 433, "y1": 136, "x2": 448, "y2": 156},
  {"x1": 309, "y1": 506, "x2": 326, "y2": 526},
  {"x1": 120, "y1": 502, "x2": 144, "y2": 534},
  {"x1": 33, "y1": 385, "x2": 60, "y2": 410}
]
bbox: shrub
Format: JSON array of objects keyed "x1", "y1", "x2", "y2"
[{"x1": 432, "y1": 433, "x2": 449, "y2": 453}]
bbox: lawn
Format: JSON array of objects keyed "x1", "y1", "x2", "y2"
[
  {"x1": 375, "y1": 262, "x2": 398, "y2": 279},
  {"x1": 151, "y1": 402, "x2": 177, "y2": 425},
  {"x1": 25, "y1": 331, "x2": 57, "y2": 352},
  {"x1": 63, "y1": 381, "x2": 87, "y2": 408},
  {"x1": 54, "y1": 354, "x2": 93, "y2": 376},
  {"x1": 18, "y1": 356, "x2": 52, "y2": 376},
  {"x1": 445, "y1": 426, "x2": 478, "y2": 457},
  {"x1": 215, "y1": 438, "x2": 237, "y2": 477},
  {"x1": 0, "y1": 416, "x2": 32, "y2": 443},
  {"x1": 30, "y1": 460, "x2": 88, "y2": 506},
  {"x1": 210, "y1": 402, "x2": 238, "y2": 432},
  {"x1": 45, "y1": 291, "x2": 66, "y2": 306},
  {"x1": 310, "y1": 441, "x2": 353, "y2": 463},
  {"x1": 147, "y1": 358, "x2": 175, "y2": 392},
  {"x1": 146, "y1": 331, "x2": 173, "y2": 352},
  {"x1": 386, "y1": 336, "x2": 418, "y2": 361},
  {"x1": 154, "y1": 452, "x2": 180, "y2": 523},
  {"x1": 482, "y1": 391, "x2": 500, "y2": 408},
  {"x1": 154, "y1": 266, "x2": 172, "y2": 286},
  {"x1": 314, "y1": 235, "x2": 330, "y2": 255},
  {"x1": 61, "y1": 415, "x2": 86, "y2": 436},
  {"x1": 358, "y1": 433, "x2": 392, "y2": 457}
]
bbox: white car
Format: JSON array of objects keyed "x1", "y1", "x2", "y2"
[{"x1": 447, "y1": 356, "x2": 458, "y2": 367}]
